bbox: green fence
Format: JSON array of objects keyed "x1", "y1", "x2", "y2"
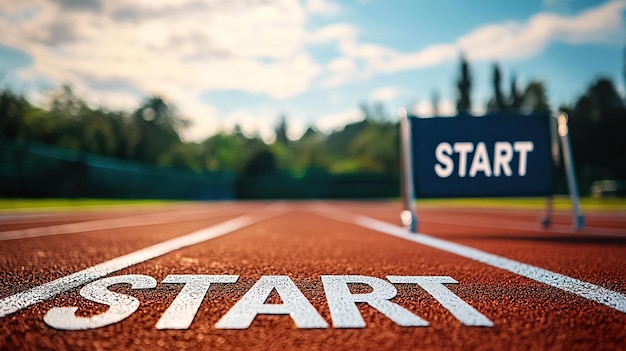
[
  {"x1": 0, "y1": 138, "x2": 235, "y2": 200},
  {"x1": 0, "y1": 138, "x2": 400, "y2": 200},
  {"x1": 237, "y1": 169, "x2": 399, "y2": 199}
]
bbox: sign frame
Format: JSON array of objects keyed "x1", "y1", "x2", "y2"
[{"x1": 399, "y1": 109, "x2": 585, "y2": 232}]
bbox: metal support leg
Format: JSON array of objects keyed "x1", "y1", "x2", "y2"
[
  {"x1": 399, "y1": 108, "x2": 418, "y2": 233},
  {"x1": 542, "y1": 196, "x2": 553, "y2": 228},
  {"x1": 557, "y1": 113, "x2": 585, "y2": 231}
]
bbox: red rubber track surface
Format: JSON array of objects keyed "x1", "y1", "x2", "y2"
[{"x1": 0, "y1": 201, "x2": 624, "y2": 350}]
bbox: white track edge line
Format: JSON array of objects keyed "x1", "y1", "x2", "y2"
[
  {"x1": 0, "y1": 210, "x2": 283, "y2": 318},
  {"x1": 0, "y1": 208, "x2": 253, "y2": 241},
  {"x1": 311, "y1": 206, "x2": 626, "y2": 314}
]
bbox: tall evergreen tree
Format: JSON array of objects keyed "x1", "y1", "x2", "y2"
[
  {"x1": 521, "y1": 81, "x2": 550, "y2": 113},
  {"x1": 275, "y1": 115, "x2": 289, "y2": 145},
  {"x1": 509, "y1": 74, "x2": 523, "y2": 110},
  {"x1": 456, "y1": 55, "x2": 472, "y2": 115},
  {"x1": 569, "y1": 78, "x2": 626, "y2": 183},
  {"x1": 623, "y1": 46, "x2": 626, "y2": 102},
  {"x1": 487, "y1": 63, "x2": 506, "y2": 113},
  {"x1": 431, "y1": 90, "x2": 440, "y2": 116}
]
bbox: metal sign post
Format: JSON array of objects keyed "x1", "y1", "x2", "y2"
[
  {"x1": 399, "y1": 108, "x2": 417, "y2": 233},
  {"x1": 557, "y1": 112, "x2": 585, "y2": 230}
]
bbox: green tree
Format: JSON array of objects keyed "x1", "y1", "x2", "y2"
[
  {"x1": 159, "y1": 143, "x2": 202, "y2": 170},
  {"x1": 42, "y1": 85, "x2": 87, "y2": 149},
  {"x1": 509, "y1": 74, "x2": 523, "y2": 110},
  {"x1": 202, "y1": 133, "x2": 245, "y2": 171},
  {"x1": 568, "y1": 78, "x2": 626, "y2": 186},
  {"x1": 324, "y1": 119, "x2": 368, "y2": 160},
  {"x1": 487, "y1": 63, "x2": 506, "y2": 113},
  {"x1": 346, "y1": 120, "x2": 399, "y2": 172},
  {"x1": 243, "y1": 149, "x2": 277, "y2": 176},
  {"x1": 275, "y1": 115, "x2": 289, "y2": 145},
  {"x1": 131, "y1": 96, "x2": 187, "y2": 164},
  {"x1": 456, "y1": 55, "x2": 472, "y2": 115},
  {"x1": 319, "y1": 102, "x2": 400, "y2": 173},
  {"x1": 0, "y1": 89, "x2": 28, "y2": 138},
  {"x1": 80, "y1": 108, "x2": 122, "y2": 156},
  {"x1": 48, "y1": 84, "x2": 85, "y2": 119},
  {"x1": 292, "y1": 126, "x2": 328, "y2": 170},
  {"x1": 431, "y1": 90, "x2": 440, "y2": 116},
  {"x1": 521, "y1": 81, "x2": 550, "y2": 113}
]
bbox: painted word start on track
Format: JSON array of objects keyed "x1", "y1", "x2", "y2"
[{"x1": 43, "y1": 274, "x2": 494, "y2": 330}]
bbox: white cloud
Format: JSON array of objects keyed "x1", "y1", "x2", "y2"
[
  {"x1": 177, "y1": 98, "x2": 221, "y2": 143},
  {"x1": 286, "y1": 118, "x2": 308, "y2": 141},
  {"x1": 410, "y1": 100, "x2": 433, "y2": 117},
  {"x1": 223, "y1": 110, "x2": 311, "y2": 143},
  {"x1": 472, "y1": 104, "x2": 487, "y2": 116},
  {"x1": 439, "y1": 99, "x2": 457, "y2": 117},
  {"x1": 221, "y1": 109, "x2": 279, "y2": 143},
  {"x1": 15, "y1": 0, "x2": 319, "y2": 100},
  {"x1": 323, "y1": 57, "x2": 358, "y2": 87},
  {"x1": 327, "y1": 57, "x2": 357, "y2": 74},
  {"x1": 0, "y1": 0, "x2": 330, "y2": 141},
  {"x1": 315, "y1": 108, "x2": 364, "y2": 133},
  {"x1": 222, "y1": 110, "x2": 259, "y2": 137},
  {"x1": 306, "y1": 0, "x2": 340, "y2": 16},
  {"x1": 320, "y1": 0, "x2": 626, "y2": 86},
  {"x1": 307, "y1": 23, "x2": 358, "y2": 44},
  {"x1": 1, "y1": 0, "x2": 624, "y2": 140},
  {"x1": 457, "y1": 1, "x2": 626, "y2": 61},
  {"x1": 369, "y1": 87, "x2": 399, "y2": 102},
  {"x1": 409, "y1": 97, "x2": 457, "y2": 117}
]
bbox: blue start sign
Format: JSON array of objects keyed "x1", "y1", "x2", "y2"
[{"x1": 408, "y1": 113, "x2": 555, "y2": 198}]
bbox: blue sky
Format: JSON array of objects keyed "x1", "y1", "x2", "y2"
[{"x1": 0, "y1": 0, "x2": 624, "y2": 142}]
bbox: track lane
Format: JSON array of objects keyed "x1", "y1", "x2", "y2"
[
  {"x1": 2, "y1": 206, "x2": 625, "y2": 350},
  {"x1": 335, "y1": 202, "x2": 626, "y2": 294},
  {"x1": 0, "y1": 206, "x2": 257, "y2": 241},
  {"x1": 0, "y1": 203, "x2": 270, "y2": 300},
  {"x1": 0, "y1": 203, "x2": 265, "y2": 233},
  {"x1": 338, "y1": 201, "x2": 626, "y2": 234},
  {"x1": 0, "y1": 202, "x2": 624, "y2": 350}
]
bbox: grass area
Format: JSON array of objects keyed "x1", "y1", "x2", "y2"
[
  {"x1": 415, "y1": 197, "x2": 626, "y2": 212},
  {"x1": 0, "y1": 198, "x2": 182, "y2": 212},
  {"x1": 1, "y1": 197, "x2": 624, "y2": 213}
]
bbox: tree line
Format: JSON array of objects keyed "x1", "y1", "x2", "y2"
[
  {"x1": 1, "y1": 56, "x2": 625, "y2": 193},
  {"x1": 0, "y1": 85, "x2": 399, "y2": 177}
]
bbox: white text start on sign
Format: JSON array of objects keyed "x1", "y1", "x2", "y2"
[{"x1": 434, "y1": 141, "x2": 534, "y2": 178}]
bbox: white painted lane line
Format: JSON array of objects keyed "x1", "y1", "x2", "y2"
[
  {"x1": 335, "y1": 203, "x2": 626, "y2": 237},
  {"x1": 312, "y1": 206, "x2": 626, "y2": 314},
  {"x1": 0, "y1": 209, "x2": 284, "y2": 319},
  {"x1": 0, "y1": 208, "x2": 252, "y2": 241}
]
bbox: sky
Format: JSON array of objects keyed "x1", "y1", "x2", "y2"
[{"x1": 0, "y1": 0, "x2": 625, "y2": 142}]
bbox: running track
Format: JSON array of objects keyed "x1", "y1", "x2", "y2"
[{"x1": 0, "y1": 201, "x2": 625, "y2": 350}]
